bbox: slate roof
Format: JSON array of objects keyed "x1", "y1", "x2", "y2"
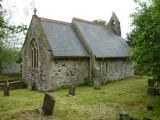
[
  {"x1": 39, "y1": 17, "x2": 129, "y2": 58},
  {"x1": 73, "y1": 18, "x2": 129, "y2": 58},
  {"x1": 40, "y1": 18, "x2": 89, "y2": 57}
]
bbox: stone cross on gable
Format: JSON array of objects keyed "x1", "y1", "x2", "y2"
[{"x1": 34, "y1": 8, "x2": 37, "y2": 15}]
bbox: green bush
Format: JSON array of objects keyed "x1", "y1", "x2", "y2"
[
  {"x1": 84, "y1": 76, "x2": 91, "y2": 86},
  {"x1": 21, "y1": 80, "x2": 27, "y2": 88}
]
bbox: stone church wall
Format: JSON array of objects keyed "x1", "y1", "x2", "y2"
[
  {"x1": 96, "y1": 59, "x2": 134, "y2": 83},
  {"x1": 47, "y1": 58, "x2": 90, "y2": 90}
]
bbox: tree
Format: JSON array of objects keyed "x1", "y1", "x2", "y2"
[
  {"x1": 93, "y1": 19, "x2": 106, "y2": 25},
  {"x1": 128, "y1": 0, "x2": 160, "y2": 81},
  {"x1": 0, "y1": 4, "x2": 27, "y2": 71}
]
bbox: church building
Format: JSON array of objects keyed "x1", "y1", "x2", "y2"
[{"x1": 22, "y1": 12, "x2": 134, "y2": 91}]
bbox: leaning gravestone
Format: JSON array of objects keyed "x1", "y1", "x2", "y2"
[
  {"x1": 3, "y1": 80, "x2": 9, "y2": 97},
  {"x1": 42, "y1": 93, "x2": 55, "y2": 116},
  {"x1": 69, "y1": 86, "x2": 75, "y2": 96}
]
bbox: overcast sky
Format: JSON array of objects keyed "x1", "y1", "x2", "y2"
[{"x1": 2, "y1": 0, "x2": 137, "y2": 38}]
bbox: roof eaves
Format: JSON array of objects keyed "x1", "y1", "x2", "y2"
[
  {"x1": 96, "y1": 56, "x2": 128, "y2": 59},
  {"x1": 52, "y1": 55, "x2": 89, "y2": 58}
]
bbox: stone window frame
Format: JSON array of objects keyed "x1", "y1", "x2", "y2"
[
  {"x1": 30, "y1": 38, "x2": 39, "y2": 69},
  {"x1": 99, "y1": 60, "x2": 108, "y2": 73},
  {"x1": 99, "y1": 60, "x2": 104, "y2": 72}
]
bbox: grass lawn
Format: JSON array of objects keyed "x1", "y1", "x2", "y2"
[{"x1": 0, "y1": 76, "x2": 160, "y2": 120}]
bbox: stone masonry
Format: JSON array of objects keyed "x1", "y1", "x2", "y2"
[
  {"x1": 96, "y1": 59, "x2": 134, "y2": 83},
  {"x1": 47, "y1": 58, "x2": 90, "y2": 90}
]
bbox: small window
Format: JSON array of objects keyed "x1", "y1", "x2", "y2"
[
  {"x1": 112, "y1": 20, "x2": 116, "y2": 25},
  {"x1": 105, "y1": 64, "x2": 108, "y2": 73},
  {"x1": 30, "y1": 39, "x2": 38, "y2": 68},
  {"x1": 100, "y1": 61, "x2": 102, "y2": 72}
]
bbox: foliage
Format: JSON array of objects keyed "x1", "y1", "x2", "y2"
[
  {"x1": 93, "y1": 19, "x2": 106, "y2": 25},
  {"x1": 6, "y1": 48, "x2": 22, "y2": 64},
  {"x1": 0, "y1": 77, "x2": 160, "y2": 120},
  {"x1": 0, "y1": 4, "x2": 27, "y2": 71},
  {"x1": 83, "y1": 76, "x2": 91, "y2": 86},
  {"x1": 128, "y1": 0, "x2": 160, "y2": 81}
]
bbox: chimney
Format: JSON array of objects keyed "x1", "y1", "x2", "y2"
[{"x1": 108, "y1": 12, "x2": 121, "y2": 36}]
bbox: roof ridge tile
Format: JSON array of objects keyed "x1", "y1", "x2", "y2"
[
  {"x1": 39, "y1": 16, "x2": 71, "y2": 25},
  {"x1": 72, "y1": 17, "x2": 108, "y2": 28}
]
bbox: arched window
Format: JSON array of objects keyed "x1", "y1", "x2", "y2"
[{"x1": 30, "y1": 39, "x2": 38, "y2": 68}]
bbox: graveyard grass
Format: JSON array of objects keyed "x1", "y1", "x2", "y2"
[{"x1": 0, "y1": 76, "x2": 160, "y2": 120}]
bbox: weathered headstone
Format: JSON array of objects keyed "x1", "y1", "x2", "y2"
[
  {"x1": 3, "y1": 80, "x2": 9, "y2": 97},
  {"x1": 69, "y1": 86, "x2": 75, "y2": 96},
  {"x1": 42, "y1": 93, "x2": 55, "y2": 116}
]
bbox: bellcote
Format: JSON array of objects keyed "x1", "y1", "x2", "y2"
[{"x1": 108, "y1": 12, "x2": 121, "y2": 36}]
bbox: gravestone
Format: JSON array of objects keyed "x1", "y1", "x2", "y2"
[
  {"x1": 69, "y1": 86, "x2": 75, "y2": 96},
  {"x1": 42, "y1": 93, "x2": 55, "y2": 116},
  {"x1": 3, "y1": 81, "x2": 9, "y2": 96}
]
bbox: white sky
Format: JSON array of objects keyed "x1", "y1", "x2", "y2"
[{"x1": 2, "y1": 0, "x2": 137, "y2": 38}]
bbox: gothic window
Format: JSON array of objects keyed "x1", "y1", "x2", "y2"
[{"x1": 30, "y1": 39, "x2": 38, "y2": 68}]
